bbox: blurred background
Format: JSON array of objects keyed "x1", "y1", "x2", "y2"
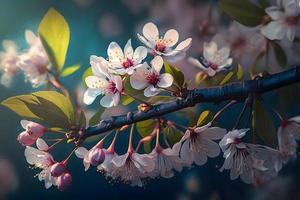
[{"x1": 1, "y1": 0, "x2": 300, "y2": 199}]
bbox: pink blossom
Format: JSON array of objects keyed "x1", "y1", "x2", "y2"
[{"x1": 57, "y1": 172, "x2": 72, "y2": 191}]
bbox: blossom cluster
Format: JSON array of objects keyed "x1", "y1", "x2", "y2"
[
  {"x1": 0, "y1": 31, "x2": 49, "y2": 88},
  {"x1": 83, "y1": 22, "x2": 192, "y2": 107}
]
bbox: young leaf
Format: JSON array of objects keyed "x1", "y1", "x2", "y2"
[
  {"x1": 196, "y1": 110, "x2": 211, "y2": 126},
  {"x1": 236, "y1": 64, "x2": 244, "y2": 80},
  {"x1": 271, "y1": 42, "x2": 287, "y2": 67},
  {"x1": 252, "y1": 99, "x2": 277, "y2": 147},
  {"x1": 164, "y1": 62, "x2": 185, "y2": 87},
  {"x1": 220, "y1": 0, "x2": 266, "y2": 27},
  {"x1": 38, "y1": 8, "x2": 70, "y2": 70},
  {"x1": 162, "y1": 126, "x2": 182, "y2": 147},
  {"x1": 61, "y1": 64, "x2": 81, "y2": 77},
  {"x1": 136, "y1": 119, "x2": 157, "y2": 137},
  {"x1": 121, "y1": 95, "x2": 135, "y2": 106},
  {"x1": 89, "y1": 106, "x2": 105, "y2": 126},
  {"x1": 219, "y1": 71, "x2": 234, "y2": 85}
]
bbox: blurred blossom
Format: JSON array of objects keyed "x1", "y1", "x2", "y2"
[
  {"x1": 0, "y1": 158, "x2": 18, "y2": 197},
  {"x1": 184, "y1": 174, "x2": 200, "y2": 194},
  {"x1": 98, "y1": 13, "x2": 124, "y2": 39},
  {"x1": 121, "y1": 0, "x2": 151, "y2": 15},
  {"x1": 0, "y1": 40, "x2": 19, "y2": 87},
  {"x1": 73, "y1": 0, "x2": 95, "y2": 8},
  {"x1": 18, "y1": 30, "x2": 49, "y2": 88},
  {"x1": 213, "y1": 23, "x2": 265, "y2": 68}
]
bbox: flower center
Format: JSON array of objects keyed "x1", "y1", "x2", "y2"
[
  {"x1": 122, "y1": 58, "x2": 134, "y2": 69},
  {"x1": 285, "y1": 16, "x2": 298, "y2": 26},
  {"x1": 233, "y1": 138, "x2": 241, "y2": 144},
  {"x1": 146, "y1": 71, "x2": 160, "y2": 86},
  {"x1": 203, "y1": 59, "x2": 218, "y2": 70},
  {"x1": 106, "y1": 81, "x2": 118, "y2": 94},
  {"x1": 155, "y1": 42, "x2": 166, "y2": 53}
]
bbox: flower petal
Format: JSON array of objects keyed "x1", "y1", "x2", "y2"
[
  {"x1": 260, "y1": 21, "x2": 285, "y2": 40},
  {"x1": 100, "y1": 95, "x2": 114, "y2": 108},
  {"x1": 112, "y1": 153, "x2": 129, "y2": 167},
  {"x1": 151, "y1": 56, "x2": 164, "y2": 72},
  {"x1": 107, "y1": 41, "x2": 124, "y2": 63},
  {"x1": 75, "y1": 147, "x2": 89, "y2": 159},
  {"x1": 83, "y1": 88, "x2": 102, "y2": 105},
  {"x1": 265, "y1": 6, "x2": 284, "y2": 20},
  {"x1": 133, "y1": 46, "x2": 147, "y2": 64},
  {"x1": 143, "y1": 22, "x2": 159, "y2": 42},
  {"x1": 157, "y1": 73, "x2": 173, "y2": 88},
  {"x1": 124, "y1": 39, "x2": 134, "y2": 59},
  {"x1": 174, "y1": 38, "x2": 192, "y2": 52},
  {"x1": 163, "y1": 29, "x2": 179, "y2": 47},
  {"x1": 144, "y1": 85, "x2": 160, "y2": 97},
  {"x1": 36, "y1": 138, "x2": 49, "y2": 151}
]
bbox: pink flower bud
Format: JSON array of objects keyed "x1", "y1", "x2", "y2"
[
  {"x1": 57, "y1": 172, "x2": 72, "y2": 191},
  {"x1": 50, "y1": 162, "x2": 66, "y2": 177},
  {"x1": 88, "y1": 148, "x2": 105, "y2": 166},
  {"x1": 17, "y1": 131, "x2": 35, "y2": 146},
  {"x1": 26, "y1": 122, "x2": 45, "y2": 139}
]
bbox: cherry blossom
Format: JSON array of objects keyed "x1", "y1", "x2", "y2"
[
  {"x1": 137, "y1": 22, "x2": 192, "y2": 62},
  {"x1": 75, "y1": 146, "x2": 106, "y2": 171},
  {"x1": 17, "y1": 120, "x2": 46, "y2": 146},
  {"x1": 277, "y1": 116, "x2": 300, "y2": 161},
  {"x1": 111, "y1": 151, "x2": 155, "y2": 186},
  {"x1": 107, "y1": 39, "x2": 147, "y2": 75},
  {"x1": 149, "y1": 145, "x2": 183, "y2": 178},
  {"x1": 261, "y1": 0, "x2": 300, "y2": 41},
  {"x1": 24, "y1": 139, "x2": 57, "y2": 189},
  {"x1": 130, "y1": 56, "x2": 173, "y2": 97},
  {"x1": 17, "y1": 30, "x2": 49, "y2": 87},
  {"x1": 174, "y1": 123, "x2": 226, "y2": 166},
  {"x1": 57, "y1": 172, "x2": 72, "y2": 191},
  {"x1": 219, "y1": 129, "x2": 282, "y2": 184},
  {"x1": 83, "y1": 55, "x2": 123, "y2": 107},
  {"x1": 0, "y1": 40, "x2": 19, "y2": 87},
  {"x1": 188, "y1": 41, "x2": 233, "y2": 77}
]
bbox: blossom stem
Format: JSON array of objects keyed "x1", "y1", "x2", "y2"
[
  {"x1": 211, "y1": 100, "x2": 238, "y2": 123},
  {"x1": 233, "y1": 96, "x2": 252, "y2": 130},
  {"x1": 128, "y1": 124, "x2": 135, "y2": 153},
  {"x1": 47, "y1": 139, "x2": 65, "y2": 152},
  {"x1": 82, "y1": 65, "x2": 300, "y2": 139},
  {"x1": 107, "y1": 129, "x2": 119, "y2": 153},
  {"x1": 64, "y1": 147, "x2": 79, "y2": 163}
]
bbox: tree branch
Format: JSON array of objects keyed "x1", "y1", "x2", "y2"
[{"x1": 81, "y1": 65, "x2": 300, "y2": 139}]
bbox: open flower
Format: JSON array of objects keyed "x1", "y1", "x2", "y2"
[
  {"x1": 219, "y1": 129, "x2": 282, "y2": 184},
  {"x1": 261, "y1": 0, "x2": 300, "y2": 41},
  {"x1": 130, "y1": 56, "x2": 173, "y2": 97},
  {"x1": 175, "y1": 123, "x2": 226, "y2": 166},
  {"x1": 149, "y1": 146, "x2": 183, "y2": 178},
  {"x1": 111, "y1": 152, "x2": 155, "y2": 187},
  {"x1": 83, "y1": 55, "x2": 123, "y2": 107},
  {"x1": 188, "y1": 41, "x2": 232, "y2": 77},
  {"x1": 18, "y1": 30, "x2": 49, "y2": 87},
  {"x1": 107, "y1": 39, "x2": 147, "y2": 75},
  {"x1": 24, "y1": 139, "x2": 57, "y2": 189},
  {"x1": 277, "y1": 116, "x2": 300, "y2": 161},
  {"x1": 137, "y1": 22, "x2": 192, "y2": 62},
  {"x1": 0, "y1": 40, "x2": 19, "y2": 87},
  {"x1": 17, "y1": 120, "x2": 46, "y2": 146}
]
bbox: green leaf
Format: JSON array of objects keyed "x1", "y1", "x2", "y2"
[
  {"x1": 1, "y1": 91, "x2": 74, "y2": 129},
  {"x1": 252, "y1": 99, "x2": 277, "y2": 147},
  {"x1": 196, "y1": 110, "x2": 211, "y2": 126},
  {"x1": 195, "y1": 72, "x2": 207, "y2": 86},
  {"x1": 219, "y1": 71, "x2": 234, "y2": 85},
  {"x1": 89, "y1": 106, "x2": 106, "y2": 126},
  {"x1": 236, "y1": 64, "x2": 244, "y2": 80},
  {"x1": 220, "y1": 0, "x2": 266, "y2": 27},
  {"x1": 38, "y1": 8, "x2": 70, "y2": 70},
  {"x1": 76, "y1": 110, "x2": 86, "y2": 128},
  {"x1": 82, "y1": 67, "x2": 93, "y2": 86},
  {"x1": 136, "y1": 119, "x2": 157, "y2": 137},
  {"x1": 164, "y1": 62, "x2": 185, "y2": 87},
  {"x1": 271, "y1": 42, "x2": 287, "y2": 67},
  {"x1": 61, "y1": 64, "x2": 81, "y2": 77},
  {"x1": 143, "y1": 140, "x2": 152, "y2": 154},
  {"x1": 162, "y1": 126, "x2": 182, "y2": 147},
  {"x1": 121, "y1": 95, "x2": 135, "y2": 106},
  {"x1": 148, "y1": 95, "x2": 175, "y2": 104},
  {"x1": 258, "y1": 0, "x2": 270, "y2": 8}
]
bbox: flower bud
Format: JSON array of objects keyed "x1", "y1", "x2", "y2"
[
  {"x1": 17, "y1": 131, "x2": 35, "y2": 146},
  {"x1": 50, "y1": 162, "x2": 66, "y2": 177},
  {"x1": 26, "y1": 121, "x2": 45, "y2": 139},
  {"x1": 88, "y1": 148, "x2": 105, "y2": 166},
  {"x1": 57, "y1": 172, "x2": 72, "y2": 191}
]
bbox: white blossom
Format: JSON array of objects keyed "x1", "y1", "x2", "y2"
[
  {"x1": 0, "y1": 40, "x2": 19, "y2": 87},
  {"x1": 24, "y1": 139, "x2": 57, "y2": 189},
  {"x1": 137, "y1": 22, "x2": 192, "y2": 62},
  {"x1": 188, "y1": 41, "x2": 232, "y2": 77},
  {"x1": 107, "y1": 39, "x2": 147, "y2": 75},
  {"x1": 130, "y1": 56, "x2": 173, "y2": 97},
  {"x1": 174, "y1": 123, "x2": 226, "y2": 166},
  {"x1": 261, "y1": 0, "x2": 300, "y2": 41},
  {"x1": 277, "y1": 116, "x2": 300, "y2": 161},
  {"x1": 84, "y1": 55, "x2": 123, "y2": 107},
  {"x1": 18, "y1": 30, "x2": 49, "y2": 87}
]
